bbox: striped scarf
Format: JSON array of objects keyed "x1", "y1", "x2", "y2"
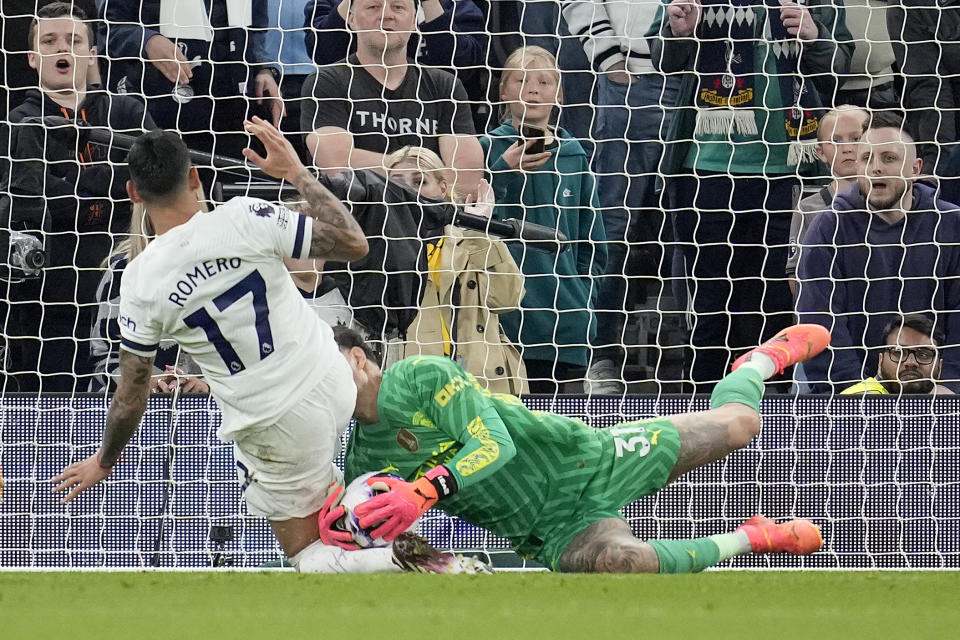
[{"x1": 694, "y1": 0, "x2": 822, "y2": 165}]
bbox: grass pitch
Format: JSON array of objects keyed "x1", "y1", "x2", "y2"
[{"x1": 2, "y1": 571, "x2": 957, "y2": 640}]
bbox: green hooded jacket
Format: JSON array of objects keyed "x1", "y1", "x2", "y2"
[{"x1": 480, "y1": 123, "x2": 607, "y2": 367}]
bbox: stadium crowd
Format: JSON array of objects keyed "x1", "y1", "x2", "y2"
[{"x1": 1, "y1": 0, "x2": 958, "y2": 397}]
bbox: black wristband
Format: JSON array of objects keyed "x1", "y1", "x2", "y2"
[{"x1": 424, "y1": 465, "x2": 458, "y2": 499}]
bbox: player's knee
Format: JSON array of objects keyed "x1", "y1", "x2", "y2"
[
  {"x1": 594, "y1": 540, "x2": 659, "y2": 573},
  {"x1": 572, "y1": 538, "x2": 659, "y2": 574},
  {"x1": 290, "y1": 539, "x2": 343, "y2": 573}
]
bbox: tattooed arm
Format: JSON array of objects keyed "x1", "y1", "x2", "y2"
[
  {"x1": 52, "y1": 350, "x2": 154, "y2": 503},
  {"x1": 288, "y1": 167, "x2": 368, "y2": 261},
  {"x1": 241, "y1": 116, "x2": 369, "y2": 262}
]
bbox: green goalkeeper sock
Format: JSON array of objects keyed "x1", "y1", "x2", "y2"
[
  {"x1": 648, "y1": 531, "x2": 753, "y2": 574},
  {"x1": 709, "y1": 367, "x2": 764, "y2": 412},
  {"x1": 647, "y1": 538, "x2": 722, "y2": 574}
]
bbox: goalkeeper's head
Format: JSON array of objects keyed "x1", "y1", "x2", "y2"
[
  {"x1": 126, "y1": 130, "x2": 203, "y2": 225},
  {"x1": 332, "y1": 326, "x2": 383, "y2": 424}
]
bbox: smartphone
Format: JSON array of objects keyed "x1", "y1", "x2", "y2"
[{"x1": 520, "y1": 124, "x2": 547, "y2": 155}]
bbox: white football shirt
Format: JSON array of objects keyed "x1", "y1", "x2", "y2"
[{"x1": 118, "y1": 196, "x2": 344, "y2": 439}]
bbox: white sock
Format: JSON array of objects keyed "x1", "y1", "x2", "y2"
[
  {"x1": 739, "y1": 354, "x2": 777, "y2": 380},
  {"x1": 291, "y1": 540, "x2": 401, "y2": 574},
  {"x1": 708, "y1": 531, "x2": 753, "y2": 562}
]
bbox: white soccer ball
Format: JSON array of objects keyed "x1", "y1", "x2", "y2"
[{"x1": 338, "y1": 471, "x2": 406, "y2": 548}]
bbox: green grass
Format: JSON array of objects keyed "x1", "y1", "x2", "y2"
[{"x1": 2, "y1": 571, "x2": 958, "y2": 640}]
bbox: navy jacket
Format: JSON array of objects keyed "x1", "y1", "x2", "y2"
[
  {"x1": 98, "y1": 0, "x2": 274, "y2": 96},
  {"x1": 7, "y1": 89, "x2": 154, "y2": 304},
  {"x1": 100, "y1": 0, "x2": 271, "y2": 64},
  {"x1": 797, "y1": 183, "x2": 960, "y2": 392}
]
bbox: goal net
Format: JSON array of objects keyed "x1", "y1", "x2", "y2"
[
  {"x1": 1, "y1": 1, "x2": 958, "y2": 569},
  {"x1": 2, "y1": 394, "x2": 958, "y2": 568}
]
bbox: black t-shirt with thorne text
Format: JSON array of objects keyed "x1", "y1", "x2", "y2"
[{"x1": 300, "y1": 55, "x2": 475, "y2": 156}]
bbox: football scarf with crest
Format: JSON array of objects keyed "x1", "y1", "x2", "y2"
[{"x1": 694, "y1": 0, "x2": 822, "y2": 165}]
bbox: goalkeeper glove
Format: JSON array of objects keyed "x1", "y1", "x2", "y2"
[
  {"x1": 317, "y1": 482, "x2": 361, "y2": 550},
  {"x1": 355, "y1": 466, "x2": 457, "y2": 542}
]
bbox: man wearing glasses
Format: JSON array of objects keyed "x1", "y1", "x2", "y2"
[{"x1": 842, "y1": 314, "x2": 955, "y2": 395}]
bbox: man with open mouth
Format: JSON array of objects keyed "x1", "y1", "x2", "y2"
[{"x1": 796, "y1": 111, "x2": 960, "y2": 395}]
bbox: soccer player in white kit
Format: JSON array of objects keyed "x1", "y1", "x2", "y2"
[{"x1": 52, "y1": 117, "x2": 459, "y2": 573}]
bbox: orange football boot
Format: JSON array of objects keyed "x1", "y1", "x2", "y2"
[
  {"x1": 736, "y1": 515, "x2": 824, "y2": 555},
  {"x1": 731, "y1": 324, "x2": 831, "y2": 375}
]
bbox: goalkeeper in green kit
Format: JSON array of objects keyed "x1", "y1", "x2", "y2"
[{"x1": 323, "y1": 325, "x2": 830, "y2": 573}]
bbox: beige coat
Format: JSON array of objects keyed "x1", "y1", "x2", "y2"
[{"x1": 400, "y1": 226, "x2": 528, "y2": 395}]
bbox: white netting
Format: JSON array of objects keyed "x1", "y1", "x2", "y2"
[{"x1": 1, "y1": 1, "x2": 958, "y2": 569}]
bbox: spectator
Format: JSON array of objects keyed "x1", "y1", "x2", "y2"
[
  {"x1": 300, "y1": 0, "x2": 483, "y2": 193},
  {"x1": 305, "y1": 0, "x2": 485, "y2": 69},
  {"x1": 266, "y1": 0, "x2": 317, "y2": 163},
  {"x1": 304, "y1": 0, "x2": 487, "y2": 128},
  {"x1": 797, "y1": 113, "x2": 960, "y2": 393},
  {"x1": 384, "y1": 146, "x2": 528, "y2": 394},
  {"x1": 2, "y1": 0, "x2": 100, "y2": 118},
  {"x1": 841, "y1": 314, "x2": 955, "y2": 396},
  {"x1": 293, "y1": 168, "x2": 476, "y2": 363},
  {"x1": 650, "y1": 0, "x2": 853, "y2": 391},
  {"x1": 787, "y1": 105, "x2": 869, "y2": 294},
  {"x1": 99, "y1": 0, "x2": 282, "y2": 159},
  {"x1": 563, "y1": 0, "x2": 681, "y2": 395},
  {"x1": 481, "y1": 45, "x2": 607, "y2": 394},
  {"x1": 88, "y1": 200, "x2": 208, "y2": 394},
  {"x1": 6, "y1": 2, "x2": 154, "y2": 392},
  {"x1": 887, "y1": 1, "x2": 960, "y2": 175},
  {"x1": 833, "y1": 0, "x2": 897, "y2": 109}
]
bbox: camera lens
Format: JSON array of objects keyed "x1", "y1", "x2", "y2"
[{"x1": 23, "y1": 248, "x2": 45, "y2": 270}]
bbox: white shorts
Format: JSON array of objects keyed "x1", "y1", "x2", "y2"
[{"x1": 232, "y1": 353, "x2": 356, "y2": 520}]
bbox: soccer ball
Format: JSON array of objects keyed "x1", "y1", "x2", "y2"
[{"x1": 337, "y1": 471, "x2": 406, "y2": 548}]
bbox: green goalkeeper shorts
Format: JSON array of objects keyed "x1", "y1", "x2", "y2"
[{"x1": 517, "y1": 417, "x2": 682, "y2": 571}]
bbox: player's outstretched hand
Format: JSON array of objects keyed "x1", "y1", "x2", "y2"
[
  {"x1": 241, "y1": 116, "x2": 305, "y2": 183},
  {"x1": 354, "y1": 475, "x2": 438, "y2": 542},
  {"x1": 318, "y1": 482, "x2": 360, "y2": 550},
  {"x1": 51, "y1": 453, "x2": 112, "y2": 504}
]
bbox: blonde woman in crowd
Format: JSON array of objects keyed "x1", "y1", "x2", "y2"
[
  {"x1": 385, "y1": 146, "x2": 528, "y2": 394},
  {"x1": 481, "y1": 45, "x2": 607, "y2": 394}
]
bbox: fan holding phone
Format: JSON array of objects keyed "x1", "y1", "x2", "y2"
[{"x1": 480, "y1": 46, "x2": 608, "y2": 393}]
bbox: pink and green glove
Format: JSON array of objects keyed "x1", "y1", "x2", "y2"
[
  {"x1": 316, "y1": 482, "x2": 360, "y2": 550},
  {"x1": 354, "y1": 466, "x2": 457, "y2": 542}
]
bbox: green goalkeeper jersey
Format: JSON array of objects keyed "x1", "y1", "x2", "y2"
[
  {"x1": 344, "y1": 356, "x2": 656, "y2": 553},
  {"x1": 345, "y1": 356, "x2": 680, "y2": 569}
]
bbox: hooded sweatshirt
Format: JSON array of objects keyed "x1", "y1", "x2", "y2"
[{"x1": 796, "y1": 182, "x2": 960, "y2": 393}]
